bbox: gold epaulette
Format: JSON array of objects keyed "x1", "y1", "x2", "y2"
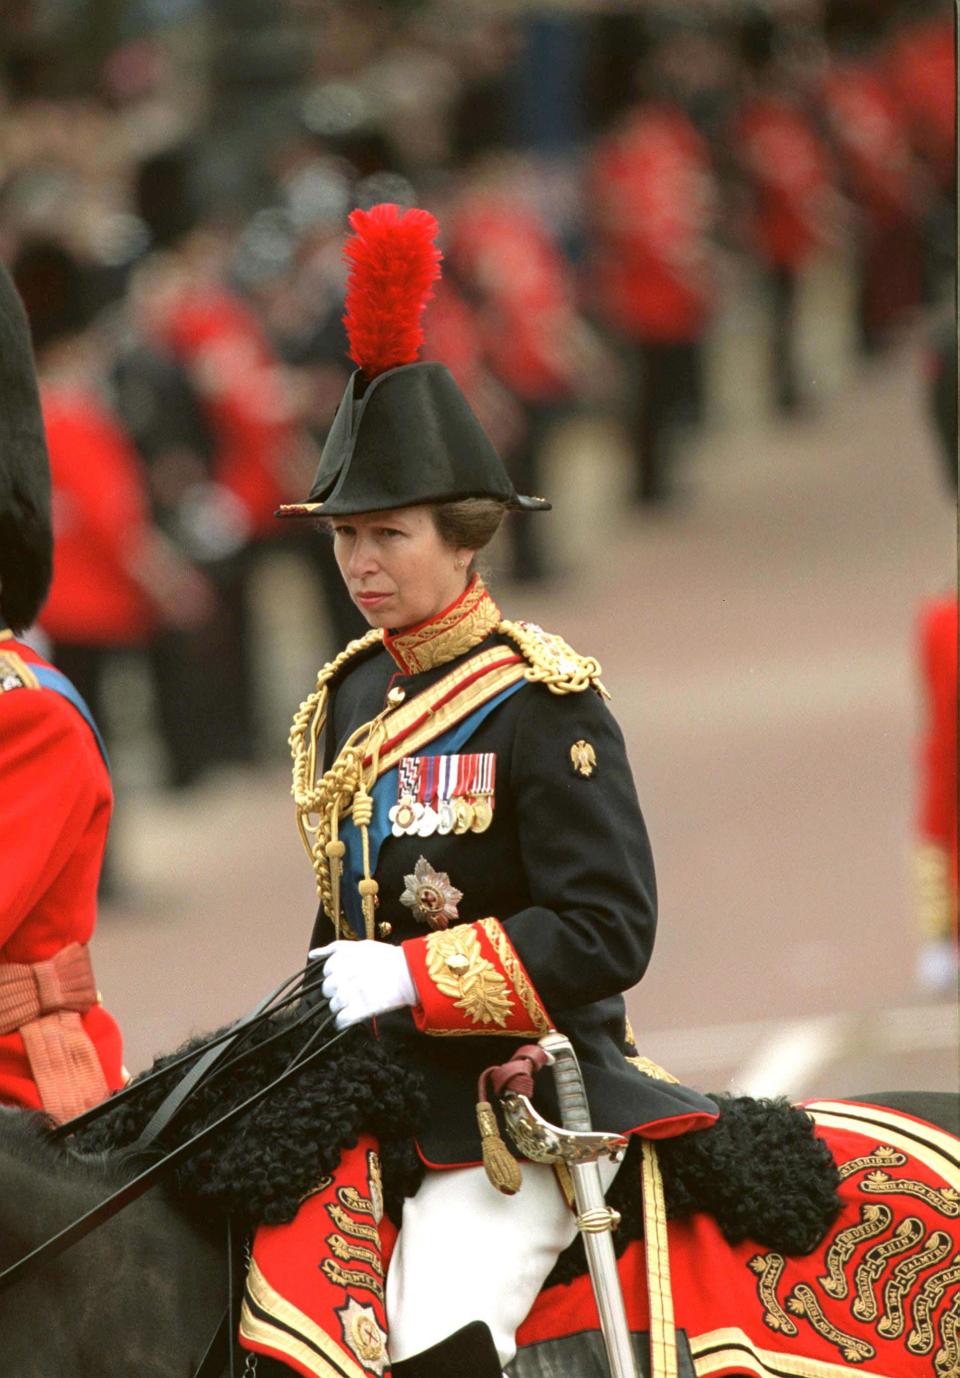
[
  {"x1": 0, "y1": 650, "x2": 40, "y2": 693},
  {"x1": 497, "y1": 619, "x2": 609, "y2": 698}
]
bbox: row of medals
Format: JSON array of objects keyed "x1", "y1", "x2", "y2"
[{"x1": 390, "y1": 792, "x2": 493, "y2": 837}]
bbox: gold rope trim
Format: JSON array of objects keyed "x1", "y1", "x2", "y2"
[
  {"x1": 478, "y1": 918, "x2": 549, "y2": 1033},
  {"x1": 289, "y1": 613, "x2": 607, "y2": 928},
  {"x1": 499, "y1": 618, "x2": 608, "y2": 697},
  {"x1": 240, "y1": 1257, "x2": 369, "y2": 1378},
  {"x1": 641, "y1": 1138, "x2": 678, "y2": 1378},
  {"x1": 291, "y1": 647, "x2": 527, "y2": 928}
]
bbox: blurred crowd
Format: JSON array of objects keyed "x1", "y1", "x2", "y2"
[{"x1": 0, "y1": 0, "x2": 954, "y2": 820}]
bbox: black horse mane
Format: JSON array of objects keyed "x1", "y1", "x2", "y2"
[
  {"x1": 61, "y1": 1007, "x2": 841, "y2": 1283},
  {"x1": 0, "y1": 1107, "x2": 131, "y2": 1187},
  {"x1": 0, "y1": 1107, "x2": 109, "y2": 1174}
]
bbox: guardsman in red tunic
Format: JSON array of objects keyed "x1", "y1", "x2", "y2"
[
  {"x1": 0, "y1": 260, "x2": 124, "y2": 1120},
  {"x1": 587, "y1": 81, "x2": 716, "y2": 504},
  {"x1": 819, "y1": 15, "x2": 923, "y2": 353},
  {"x1": 730, "y1": 13, "x2": 835, "y2": 414}
]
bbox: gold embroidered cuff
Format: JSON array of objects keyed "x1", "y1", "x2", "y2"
[{"x1": 402, "y1": 918, "x2": 550, "y2": 1036}]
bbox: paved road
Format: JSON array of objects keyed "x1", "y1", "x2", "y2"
[{"x1": 95, "y1": 273, "x2": 957, "y2": 1105}]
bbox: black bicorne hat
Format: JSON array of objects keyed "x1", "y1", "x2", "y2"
[
  {"x1": 276, "y1": 203, "x2": 550, "y2": 519},
  {"x1": 0, "y1": 260, "x2": 53, "y2": 632}
]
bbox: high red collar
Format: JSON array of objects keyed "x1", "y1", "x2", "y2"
[{"x1": 383, "y1": 576, "x2": 502, "y2": 675}]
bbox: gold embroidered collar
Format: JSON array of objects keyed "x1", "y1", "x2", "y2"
[{"x1": 383, "y1": 576, "x2": 502, "y2": 675}]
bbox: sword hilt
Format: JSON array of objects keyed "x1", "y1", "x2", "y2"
[{"x1": 540, "y1": 1030, "x2": 592, "y2": 1133}]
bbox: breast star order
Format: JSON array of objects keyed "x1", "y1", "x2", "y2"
[{"x1": 399, "y1": 856, "x2": 463, "y2": 930}]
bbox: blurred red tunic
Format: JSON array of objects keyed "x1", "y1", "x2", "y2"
[
  {"x1": 886, "y1": 14, "x2": 956, "y2": 193},
  {"x1": 39, "y1": 384, "x2": 155, "y2": 647},
  {"x1": 819, "y1": 59, "x2": 917, "y2": 226},
  {"x1": 151, "y1": 283, "x2": 291, "y2": 536},
  {"x1": 0, "y1": 635, "x2": 124, "y2": 1111},
  {"x1": 446, "y1": 194, "x2": 578, "y2": 402},
  {"x1": 731, "y1": 93, "x2": 833, "y2": 269},
  {"x1": 588, "y1": 103, "x2": 715, "y2": 342},
  {"x1": 916, "y1": 595, "x2": 958, "y2": 939}
]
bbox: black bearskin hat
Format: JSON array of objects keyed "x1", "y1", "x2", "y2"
[{"x1": 0, "y1": 259, "x2": 52, "y2": 632}]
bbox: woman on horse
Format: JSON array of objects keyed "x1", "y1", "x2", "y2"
[{"x1": 246, "y1": 205, "x2": 717, "y2": 1378}]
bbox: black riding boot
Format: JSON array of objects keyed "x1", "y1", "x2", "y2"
[{"x1": 392, "y1": 1320, "x2": 503, "y2": 1377}]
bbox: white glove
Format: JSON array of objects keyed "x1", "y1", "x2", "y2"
[{"x1": 310, "y1": 940, "x2": 418, "y2": 1031}]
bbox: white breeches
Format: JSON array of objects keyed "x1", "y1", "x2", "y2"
[{"x1": 386, "y1": 1157, "x2": 620, "y2": 1369}]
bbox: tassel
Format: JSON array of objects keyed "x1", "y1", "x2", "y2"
[{"x1": 476, "y1": 1101, "x2": 521, "y2": 1195}]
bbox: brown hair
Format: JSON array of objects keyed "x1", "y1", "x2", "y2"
[
  {"x1": 430, "y1": 498, "x2": 507, "y2": 554},
  {"x1": 315, "y1": 498, "x2": 507, "y2": 574}
]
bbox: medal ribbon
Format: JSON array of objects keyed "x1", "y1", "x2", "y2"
[{"x1": 337, "y1": 683, "x2": 526, "y2": 937}]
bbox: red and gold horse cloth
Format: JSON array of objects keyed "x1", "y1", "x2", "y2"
[
  {"x1": 240, "y1": 1133, "x2": 395, "y2": 1378},
  {"x1": 519, "y1": 1099, "x2": 960, "y2": 1378}
]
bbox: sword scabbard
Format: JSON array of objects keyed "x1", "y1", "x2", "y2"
[{"x1": 539, "y1": 1032, "x2": 641, "y2": 1378}]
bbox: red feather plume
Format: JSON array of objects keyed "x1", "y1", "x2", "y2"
[{"x1": 342, "y1": 203, "x2": 443, "y2": 380}]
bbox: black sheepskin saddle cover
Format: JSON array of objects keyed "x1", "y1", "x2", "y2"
[
  {"x1": 75, "y1": 1010, "x2": 428, "y2": 1230},
  {"x1": 74, "y1": 1009, "x2": 841, "y2": 1282},
  {"x1": 545, "y1": 1091, "x2": 841, "y2": 1288}
]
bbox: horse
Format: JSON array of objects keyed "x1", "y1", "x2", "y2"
[{"x1": 0, "y1": 1008, "x2": 956, "y2": 1378}]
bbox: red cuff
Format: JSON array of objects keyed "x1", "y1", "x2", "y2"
[{"x1": 402, "y1": 918, "x2": 551, "y2": 1037}]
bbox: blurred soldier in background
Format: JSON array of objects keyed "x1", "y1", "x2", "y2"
[
  {"x1": 12, "y1": 236, "x2": 213, "y2": 814},
  {"x1": 130, "y1": 144, "x2": 296, "y2": 766},
  {"x1": 0, "y1": 259, "x2": 124, "y2": 1120},
  {"x1": 728, "y1": 10, "x2": 835, "y2": 414},
  {"x1": 444, "y1": 156, "x2": 598, "y2": 580},
  {"x1": 819, "y1": 0, "x2": 924, "y2": 354},
  {"x1": 586, "y1": 14, "x2": 718, "y2": 506},
  {"x1": 109, "y1": 260, "x2": 224, "y2": 789},
  {"x1": 885, "y1": 0, "x2": 955, "y2": 301}
]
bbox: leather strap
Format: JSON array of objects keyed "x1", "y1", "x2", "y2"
[
  {"x1": 51, "y1": 963, "x2": 320, "y2": 1143},
  {"x1": 0, "y1": 1010, "x2": 342, "y2": 1297}
]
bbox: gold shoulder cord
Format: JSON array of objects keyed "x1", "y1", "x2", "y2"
[
  {"x1": 290, "y1": 628, "x2": 387, "y2": 939},
  {"x1": 291, "y1": 621, "x2": 608, "y2": 933},
  {"x1": 497, "y1": 619, "x2": 609, "y2": 698}
]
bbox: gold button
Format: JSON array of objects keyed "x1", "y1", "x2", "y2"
[
  {"x1": 445, "y1": 953, "x2": 469, "y2": 973},
  {"x1": 387, "y1": 687, "x2": 406, "y2": 707},
  {"x1": 378, "y1": 921, "x2": 393, "y2": 938}
]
